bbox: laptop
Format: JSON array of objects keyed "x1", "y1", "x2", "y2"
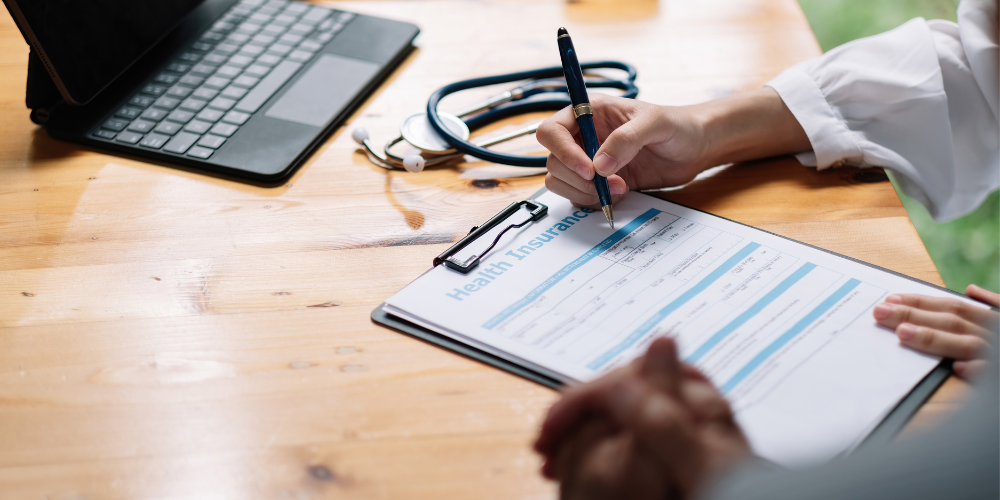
[{"x1": 4, "y1": 0, "x2": 419, "y2": 182}]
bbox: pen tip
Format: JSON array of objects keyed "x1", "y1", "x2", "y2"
[
  {"x1": 557, "y1": 27, "x2": 568, "y2": 37},
  {"x1": 602, "y1": 205, "x2": 614, "y2": 229}
]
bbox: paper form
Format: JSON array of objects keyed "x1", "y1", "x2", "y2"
[{"x1": 385, "y1": 191, "x2": 962, "y2": 466}]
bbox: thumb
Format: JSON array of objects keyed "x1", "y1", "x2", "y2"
[
  {"x1": 593, "y1": 112, "x2": 666, "y2": 177},
  {"x1": 640, "y1": 336, "x2": 682, "y2": 397}
]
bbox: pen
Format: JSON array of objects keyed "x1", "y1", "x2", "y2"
[{"x1": 556, "y1": 27, "x2": 614, "y2": 229}]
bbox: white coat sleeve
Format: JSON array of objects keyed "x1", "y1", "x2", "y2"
[{"x1": 765, "y1": 0, "x2": 998, "y2": 222}]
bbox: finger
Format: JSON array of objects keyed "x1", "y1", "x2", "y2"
[
  {"x1": 546, "y1": 172, "x2": 600, "y2": 208},
  {"x1": 953, "y1": 359, "x2": 986, "y2": 379},
  {"x1": 873, "y1": 302, "x2": 992, "y2": 338},
  {"x1": 592, "y1": 108, "x2": 668, "y2": 177},
  {"x1": 537, "y1": 107, "x2": 594, "y2": 180},
  {"x1": 639, "y1": 337, "x2": 682, "y2": 396},
  {"x1": 966, "y1": 284, "x2": 1000, "y2": 308},
  {"x1": 547, "y1": 154, "x2": 600, "y2": 196},
  {"x1": 882, "y1": 293, "x2": 997, "y2": 327},
  {"x1": 552, "y1": 418, "x2": 616, "y2": 485},
  {"x1": 896, "y1": 323, "x2": 991, "y2": 360},
  {"x1": 681, "y1": 379, "x2": 733, "y2": 423},
  {"x1": 535, "y1": 366, "x2": 637, "y2": 455}
]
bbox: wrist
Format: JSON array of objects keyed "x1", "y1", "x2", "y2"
[{"x1": 689, "y1": 87, "x2": 810, "y2": 168}]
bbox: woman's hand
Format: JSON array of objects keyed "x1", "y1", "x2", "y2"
[
  {"x1": 873, "y1": 284, "x2": 999, "y2": 378},
  {"x1": 535, "y1": 338, "x2": 751, "y2": 500},
  {"x1": 535, "y1": 87, "x2": 811, "y2": 208},
  {"x1": 536, "y1": 93, "x2": 709, "y2": 208}
]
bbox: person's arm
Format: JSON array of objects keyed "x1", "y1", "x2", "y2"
[{"x1": 535, "y1": 88, "x2": 810, "y2": 208}]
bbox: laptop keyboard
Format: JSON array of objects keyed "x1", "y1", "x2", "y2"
[{"x1": 91, "y1": 0, "x2": 355, "y2": 160}]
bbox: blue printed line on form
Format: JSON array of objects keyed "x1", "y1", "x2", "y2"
[
  {"x1": 585, "y1": 242, "x2": 762, "y2": 371},
  {"x1": 719, "y1": 278, "x2": 862, "y2": 395},
  {"x1": 685, "y1": 262, "x2": 817, "y2": 364},
  {"x1": 481, "y1": 208, "x2": 662, "y2": 330}
]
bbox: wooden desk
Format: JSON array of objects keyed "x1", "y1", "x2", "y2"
[{"x1": 0, "y1": 0, "x2": 966, "y2": 497}]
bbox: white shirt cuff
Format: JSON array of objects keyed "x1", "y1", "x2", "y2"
[{"x1": 765, "y1": 68, "x2": 863, "y2": 170}]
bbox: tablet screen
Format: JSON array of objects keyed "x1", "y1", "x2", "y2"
[{"x1": 6, "y1": 0, "x2": 206, "y2": 104}]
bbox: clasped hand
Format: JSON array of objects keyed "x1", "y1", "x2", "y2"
[{"x1": 534, "y1": 338, "x2": 751, "y2": 500}]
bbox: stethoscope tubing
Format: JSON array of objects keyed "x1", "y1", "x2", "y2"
[{"x1": 426, "y1": 61, "x2": 638, "y2": 167}]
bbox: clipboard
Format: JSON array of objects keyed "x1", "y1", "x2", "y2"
[{"x1": 372, "y1": 188, "x2": 960, "y2": 447}]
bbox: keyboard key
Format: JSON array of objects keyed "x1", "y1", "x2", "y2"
[
  {"x1": 273, "y1": 14, "x2": 297, "y2": 25},
  {"x1": 102, "y1": 118, "x2": 130, "y2": 131},
  {"x1": 184, "y1": 119, "x2": 214, "y2": 134},
  {"x1": 189, "y1": 64, "x2": 216, "y2": 77},
  {"x1": 235, "y1": 60, "x2": 301, "y2": 113},
  {"x1": 239, "y1": 44, "x2": 266, "y2": 56},
  {"x1": 166, "y1": 85, "x2": 193, "y2": 98},
  {"x1": 255, "y1": 53, "x2": 281, "y2": 67},
  {"x1": 213, "y1": 21, "x2": 237, "y2": 32},
  {"x1": 279, "y1": 33, "x2": 303, "y2": 45},
  {"x1": 290, "y1": 23, "x2": 315, "y2": 37},
  {"x1": 167, "y1": 109, "x2": 195, "y2": 123},
  {"x1": 191, "y1": 41, "x2": 215, "y2": 52},
  {"x1": 186, "y1": 145, "x2": 214, "y2": 159},
  {"x1": 128, "y1": 95, "x2": 154, "y2": 108},
  {"x1": 163, "y1": 132, "x2": 201, "y2": 154},
  {"x1": 115, "y1": 106, "x2": 142, "y2": 119},
  {"x1": 139, "y1": 132, "x2": 170, "y2": 149},
  {"x1": 210, "y1": 122, "x2": 239, "y2": 137},
  {"x1": 228, "y1": 54, "x2": 254, "y2": 68},
  {"x1": 316, "y1": 32, "x2": 333, "y2": 43},
  {"x1": 283, "y1": 2, "x2": 308, "y2": 14},
  {"x1": 203, "y1": 53, "x2": 229, "y2": 66},
  {"x1": 140, "y1": 107, "x2": 168, "y2": 121},
  {"x1": 287, "y1": 49, "x2": 313, "y2": 63},
  {"x1": 301, "y1": 7, "x2": 331, "y2": 24},
  {"x1": 243, "y1": 64, "x2": 271, "y2": 77},
  {"x1": 222, "y1": 110, "x2": 251, "y2": 125},
  {"x1": 94, "y1": 129, "x2": 118, "y2": 139},
  {"x1": 237, "y1": 21, "x2": 262, "y2": 33},
  {"x1": 266, "y1": 43, "x2": 293, "y2": 55},
  {"x1": 153, "y1": 96, "x2": 181, "y2": 110},
  {"x1": 167, "y1": 62, "x2": 192, "y2": 73},
  {"x1": 193, "y1": 87, "x2": 220, "y2": 100},
  {"x1": 240, "y1": 0, "x2": 266, "y2": 7},
  {"x1": 249, "y1": 12, "x2": 273, "y2": 23},
  {"x1": 197, "y1": 134, "x2": 227, "y2": 149},
  {"x1": 153, "y1": 121, "x2": 182, "y2": 135},
  {"x1": 261, "y1": 23, "x2": 286, "y2": 36},
  {"x1": 179, "y1": 75, "x2": 206, "y2": 87},
  {"x1": 208, "y1": 97, "x2": 237, "y2": 110},
  {"x1": 115, "y1": 131, "x2": 144, "y2": 144},
  {"x1": 215, "y1": 43, "x2": 240, "y2": 55},
  {"x1": 221, "y1": 85, "x2": 248, "y2": 99},
  {"x1": 200, "y1": 79, "x2": 227, "y2": 93},
  {"x1": 196, "y1": 108, "x2": 225, "y2": 122},
  {"x1": 216, "y1": 65, "x2": 243, "y2": 78},
  {"x1": 128, "y1": 119, "x2": 157, "y2": 133},
  {"x1": 299, "y1": 40, "x2": 322, "y2": 51},
  {"x1": 232, "y1": 75, "x2": 261, "y2": 88},
  {"x1": 153, "y1": 73, "x2": 179, "y2": 85},
  {"x1": 179, "y1": 98, "x2": 208, "y2": 112},
  {"x1": 227, "y1": 32, "x2": 251, "y2": 44},
  {"x1": 201, "y1": 31, "x2": 226, "y2": 42},
  {"x1": 178, "y1": 52, "x2": 202, "y2": 63},
  {"x1": 251, "y1": 33, "x2": 276, "y2": 45}
]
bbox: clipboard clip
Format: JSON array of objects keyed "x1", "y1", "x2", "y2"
[{"x1": 434, "y1": 199, "x2": 548, "y2": 274}]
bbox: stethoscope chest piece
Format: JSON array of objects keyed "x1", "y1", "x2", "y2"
[{"x1": 400, "y1": 112, "x2": 469, "y2": 154}]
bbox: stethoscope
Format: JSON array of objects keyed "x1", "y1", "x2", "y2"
[{"x1": 352, "y1": 61, "x2": 638, "y2": 172}]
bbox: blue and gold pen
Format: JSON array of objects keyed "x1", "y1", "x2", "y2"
[{"x1": 557, "y1": 27, "x2": 614, "y2": 229}]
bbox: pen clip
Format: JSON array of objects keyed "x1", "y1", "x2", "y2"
[{"x1": 434, "y1": 199, "x2": 548, "y2": 274}]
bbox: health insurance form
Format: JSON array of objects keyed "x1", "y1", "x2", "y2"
[{"x1": 385, "y1": 190, "x2": 957, "y2": 466}]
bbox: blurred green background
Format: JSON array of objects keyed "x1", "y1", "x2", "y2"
[{"x1": 797, "y1": 0, "x2": 999, "y2": 294}]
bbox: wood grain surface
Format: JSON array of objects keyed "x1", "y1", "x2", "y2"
[{"x1": 0, "y1": 0, "x2": 965, "y2": 498}]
